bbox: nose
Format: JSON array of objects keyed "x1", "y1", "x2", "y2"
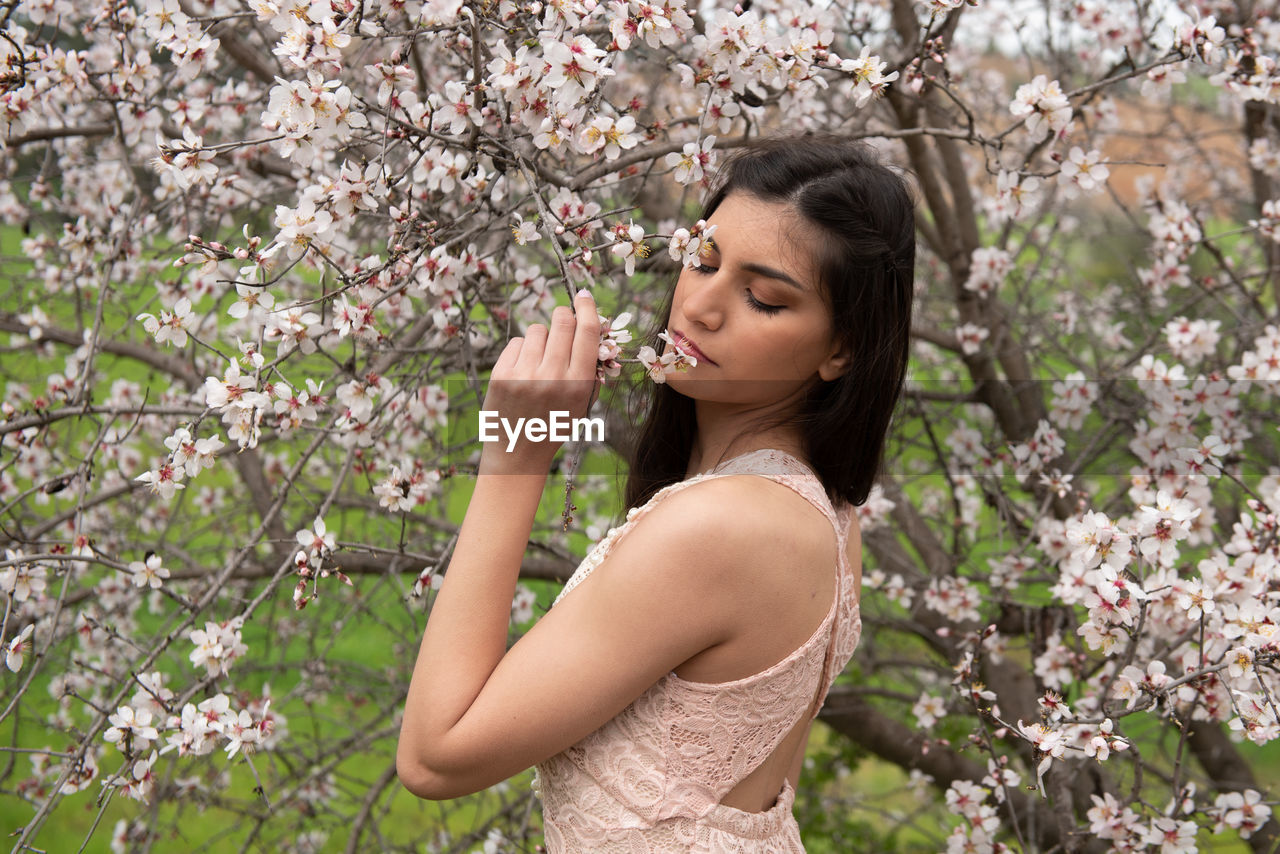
[{"x1": 678, "y1": 268, "x2": 724, "y2": 332}]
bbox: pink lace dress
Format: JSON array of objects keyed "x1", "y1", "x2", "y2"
[{"x1": 534, "y1": 449, "x2": 863, "y2": 853}]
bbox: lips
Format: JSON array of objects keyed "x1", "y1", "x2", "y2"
[{"x1": 670, "y1": 329, "x2": 716, "y2": 366}]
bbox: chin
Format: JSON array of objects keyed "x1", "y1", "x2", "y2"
[{"x1": 664, "y1": 374, "x2": 807, "y2": 407}]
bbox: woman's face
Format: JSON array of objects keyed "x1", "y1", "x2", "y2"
[{"x1": 660, "y1": 192, "x2": 849, "y2": 408}]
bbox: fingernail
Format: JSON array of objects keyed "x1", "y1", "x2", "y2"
[{"x1": 577, "y1": 288, "x2": 593, "y2": 300}]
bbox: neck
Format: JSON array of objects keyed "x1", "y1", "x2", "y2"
[{"x1": 684, "y1": 399, "x2": 806, "y2": 478}]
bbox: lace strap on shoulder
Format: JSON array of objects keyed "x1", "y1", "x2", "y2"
[
  {"x1": 811, "y1": 501, "x2": 861, "y2": 718},
  {"x1": 709, "y1": 449, "x2": 841, "y2": 530}
]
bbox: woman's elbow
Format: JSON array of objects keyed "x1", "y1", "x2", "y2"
[
  {"x1": 395, "y1": 747, "x2": 482, "y2": 801},
  {"x1": 397, "y1": 754, "x2": 453, "y2": 800}
]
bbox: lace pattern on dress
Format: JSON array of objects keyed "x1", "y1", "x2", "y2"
[{"x1": 535, "y1": 449, "x2": 863, "y2": 853}]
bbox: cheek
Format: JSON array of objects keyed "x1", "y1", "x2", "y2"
[{"x1": 775, "y1": 321, "x2": 832, "y2": 369}]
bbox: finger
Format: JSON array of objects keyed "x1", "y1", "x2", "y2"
[
  {"x1": 540, "y1": 305, "x2": 577, "y2": 373},
  {"x1": 568, "y1": 290, "x2": 601, "y2": 379},
  {"x1": 491, "y1": 337, "x2": 523, "y2": 379},
  {"x1": 515, "y1": 323, "x2": 547, "y2": 372}
]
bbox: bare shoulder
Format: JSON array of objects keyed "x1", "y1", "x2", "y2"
[
  {"x1": 615, "y1": 475, "x2": 837, "y2": 589},
  {"x1": 636, "y1": 474, "x2": 830, "y2": 542},
  {"x1": 611, "y1": 475, "x2": 842, "y2": 682},
  {"x1": 542, "y1": 476, "x2": 821, "y2": 669}
]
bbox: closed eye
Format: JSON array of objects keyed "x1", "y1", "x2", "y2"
[{"x1": 745, "y1": 290, "x2": 784, "y2": 315}]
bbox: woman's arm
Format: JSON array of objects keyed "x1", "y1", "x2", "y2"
[
  {"x1": 396, "y1": 479, "x2": 771, "y2": 797},
  {"x1": 395, "y1": 292, "x2": 770, "y2": 799},
  {"x1": 397, "y1": 290, "x2": 599, "y2": 794}
]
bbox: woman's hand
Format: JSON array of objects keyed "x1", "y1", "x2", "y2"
[{"x1": 479, "y1": 290, "x2": 600, "y2": 475}]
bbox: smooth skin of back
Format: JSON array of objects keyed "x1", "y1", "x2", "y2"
[{"x1": 395, "y1": 291, "x2": 861, "y2": 807}]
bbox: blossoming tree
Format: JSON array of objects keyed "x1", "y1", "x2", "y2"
[{"x1": 1, "y1": 0, "x2": 1278, "y2": 850}]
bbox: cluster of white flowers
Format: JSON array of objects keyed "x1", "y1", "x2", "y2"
[
  {"x1": 163, "y1": 427, "x2": 224, "y2": 477},
  {"x1": 260, "y1": 71, "x2": 367, "y2": 166},
  {"x1": 1174, "y1": 15, "x2": 1227, "y2": 64},
  {"x1": 1140, "y1": 61, "x2": 1188, "y2": 98},
  {"x1": 943, "y1": 776, "x2": 1006, "y2": 852},
  {"x1": 576, "y1": 114, "x2": 640, "y2": 160},
  {"x1": 1248, "y1": 137, "x2": 1280, "y2": 178},
  {"x1": 140, "y1": 0, "x2": 220, "y2": 83},
  {"x1": 985, "y1": 170, "x2": 1043, "y2": 225},
  {"x1": 188, "y1": 618, "x2": 248, "y2": 678},
  {"x1": 373, "y1": 463, "x2": 441, "y2": 513},
  {"x1": 863, "y1": 568, "x2": 914, "y2": 610},
  {"x1": 955, "y1": 322, "x2": 989, "y2": 356},
  {"x1": 137, "y1": 296, "x2": 196, "y2": 348},
  {"x1": 1139, "y1": 191, "x2": 1202, "y2": 304},
  {"x1": 596, "y1": 310, "x2": 633, "y2": 381},
  {"x1": 965, "y1": 247, "x2": 1012, "y2": 298},
  {"x1": 2, "y1": 549, "x2": 48, "y2": 604},
  {"x1": 835, "y1": 45, "x2": 900, "y2": 107},
  {"x1": 854, "y1": 483, "x2": 895, "y2": 531},
  {"x1": 609, "y1": 220, "x2": 650, "y2": 276},
  {"x1": 152, "y1": 128, "x2": 218, "y2": 191},
  {"x1": 606, "y1": 0, "x2": 691, "y2": 51},
  {"x1": 1009, "y1": 419, "x2": 1065, "y2": 480},
  {"x1": 666, "y1": 220, "x2": 717, "y2": 268},
  {"x1": 94, "y1": 681, "x2": 286, "y2": 804},
  {"x1": 1057, "y1": 146, "x2": 1110, "y2": 198},
  {"x1": 1049, "y1": 371, "x2": 1098, "y2": 431},
  {"x1": 1009, "y1": 74, "x2": 1073, "y2": 139},
  {"x1": 271, "y1": 378, "x2": 326, "y2": 435},
  {"x1": 202, "y1": 359, "x2": 272, "y2": 450},
  {"x1": 1226, "y1": 323, "x2": 1280, "y2": 383},
  {"x1": 637, "y1": 330, "x2": 698, "y2": 383},
  {"x1": 1164, "y1": 316, "x2": 1222, "y2": 363},
  {"x1": 291, "y1": 516, "x2": 354, "y2": 609},
  {"x1": 665, "y1": 136, "x2": 718, "y2": 186},
  {"x1": 922, "y1": 576, "x2": 983, "y2": 624},
  {"x1": 334, "y1": 373, "x2": 394, "y2": 448}
]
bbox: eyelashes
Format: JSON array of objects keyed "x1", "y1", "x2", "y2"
[
  {"x1": 744, "y1": 291, "x2": 784, "y2": 315},
  {"x1": 688, "y1": 264, "x2": 785, "y2": 315}
]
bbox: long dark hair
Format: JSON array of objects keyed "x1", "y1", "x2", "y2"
[{"x1": 623, "y1": 133, "x2": 916, "y2": 511}]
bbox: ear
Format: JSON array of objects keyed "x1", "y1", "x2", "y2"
[{"x1": 818, "y1": 341, "x2": 851, "y2": 383}]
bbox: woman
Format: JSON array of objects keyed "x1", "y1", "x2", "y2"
[{"x1": 396, "y1": 133, "x2": 915, "y2": 851}]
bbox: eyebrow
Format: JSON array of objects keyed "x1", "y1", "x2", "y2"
[
  {"x1": 742, "y1": 261, "x2": 806, "y2": 292},
  {"x1": 703, "y1": 237, "x2": 808, "y2": 292}
]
